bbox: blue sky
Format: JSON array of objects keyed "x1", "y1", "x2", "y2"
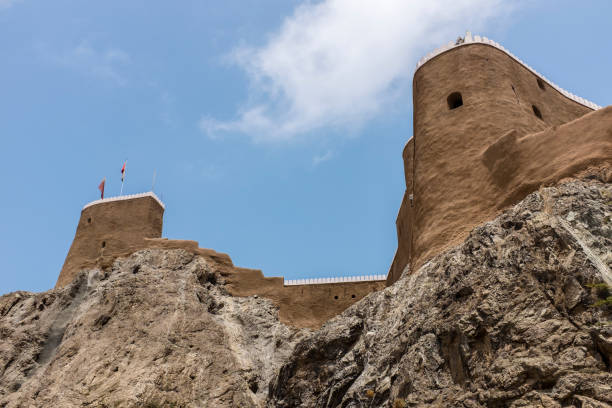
[{"x1": 1, "y1": 0, "x2": 610, "y2": 294}]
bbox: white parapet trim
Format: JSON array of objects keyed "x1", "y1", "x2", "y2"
[
  {"x1": 82, "y1": 191, "x2": 165, "y2": 210},
  {"x1": 284, "y1": 274, "x2": 387, "y2": 286},
  {"x1": 415, "y1": 32, "x2": 602, "y2": 111}
]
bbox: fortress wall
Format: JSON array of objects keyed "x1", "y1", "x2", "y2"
[
  {"x1": 146, "y1": 238, "x2": 386, "y2": 328},
  {"x1": 224, "y1": 267, "x2": 385, "y2": 329},
  {"x1": 56, "y1": 195, "x2": 164, "y2": 288},
  {"x1": 147, "y1": 239, "x2": 385, "y2": 328},
  {"x1": 58, "y1": 198, "x2": 384, "y2": 328},
  {"x1": 388, "y1": 42, "x2": 609, "y2": 283}
]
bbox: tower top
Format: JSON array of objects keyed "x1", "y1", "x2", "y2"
[
  {"x1": 82, "y1": 191, "x2": 165, "y2": 211},
  {"x1": 415, "y1": 32, "x2": 601, "y2": 111}
]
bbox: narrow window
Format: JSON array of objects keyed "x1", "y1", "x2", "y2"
[
  {"x1": 334, "y1": 295, "x2": 339, "y2": 300},
  {"x1": 537, "y1": 78, "x2": 546, "y2": 91},
  {"x1": 101, "y1": 241, "x2": 106, "y2": 248},
  {"x1": 447, "y1": 92, "x2": 463, "y2": 110},
  {"x1": 511, "y1": 85, "x2": 519, "y2": 103},
  {"x1": 351, "y1": 294, "x2": 356, "y2": 299},
  {"x1": 532, "y1": 105, "x2": 543, "y2": 120},
  {"x1": 87, "y1": 217, "x2": 92, "y2": 224}
]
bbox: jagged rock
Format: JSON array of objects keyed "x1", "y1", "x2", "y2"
[
  {"x1": 268, "y1": 179, "x2": 612, "y2": 407},
  {"x1": 0, "y1": 179, "x2": 610, "y2": 407},
  {"x1": 0, "y1": 249, "x2": 306, "y2": 407}
]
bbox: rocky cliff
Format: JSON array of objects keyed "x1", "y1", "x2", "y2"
[
  {"x1": 1, "y1": 178, "x2": 611, "y2": 407},
  {"x1": 1, "y1": 251, "x2": 306, "y2": 407}
]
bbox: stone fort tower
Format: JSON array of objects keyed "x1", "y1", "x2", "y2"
[
  {"x1": 56, "y1": 193, "x2": 165, "y2": 288},
  {"x1": 387, "y1": 33, "x2": 609, "y2": 284}
]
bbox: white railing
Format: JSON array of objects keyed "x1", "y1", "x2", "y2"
[
  {"x1": 415, "y1": 32, "x2": 602, "y2": 111},
  {"x1": 82, "y1": 191, "x2": 165, "y2": 210},
  {"x1": 284, "y1": 274, "x2": 386, "y2": 286}
]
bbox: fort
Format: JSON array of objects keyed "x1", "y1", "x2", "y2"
[
  {"x1": 387, "y1": 32, "x2": 610, "y2": 284},
  {"x1": 57, "y1": 33, "x2": 611, "y2": 328},
  {"x1": 57, "y1": 193, "x2": 386, "y2": 328}
]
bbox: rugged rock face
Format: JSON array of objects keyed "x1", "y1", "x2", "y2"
[
  {"x1": 0, "y1": 250, "x2": 306, "y2": 407},
  {"x1": 269, "y1": 179, "x2": 612, "y2": 407},
  {"x1": 0, "y1": 179, "x2": 610, "y2": 407}
]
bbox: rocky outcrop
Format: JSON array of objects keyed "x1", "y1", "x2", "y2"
[
  {"x1": 269, "y1": 179, "x2": 612, "y2": 407},
  {"x1": 0, "y1": 250, "x2": 306, "y2": 407},
  {"x1": 1, "y1": 178, "x2": 610, "y2": 407}
]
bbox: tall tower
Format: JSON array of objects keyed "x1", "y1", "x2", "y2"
[
  {"x1": 56, "y1": 192, "x2": 165, "y2": 288},
  {"x1": 387, "y1": 34, "x2": 603, "y2": 284}
]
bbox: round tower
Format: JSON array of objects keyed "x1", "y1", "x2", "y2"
[
  {"x1": 56, "y1": 192, "x2": 165, "y2": 288},
  {"x1": 388, "y1": 34, "x2": 601, "y2": 284}
]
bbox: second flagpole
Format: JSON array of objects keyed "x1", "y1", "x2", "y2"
[{"x1": 120, "y1": 160, "x2": 127, "y2": 196}]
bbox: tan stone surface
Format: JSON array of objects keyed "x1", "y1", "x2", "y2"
[{"x1": 389, "y1": 43, "x2": 612, "y2": 284}]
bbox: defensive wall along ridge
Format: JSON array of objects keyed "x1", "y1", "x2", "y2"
[
  {"x1": 387, "y1": 32, "x2": 611, "y2": 284},
  {"x1": 57, "y1": 193, "x2": 385, "y2": 329},
  {"x1": 56, "y1": 33, "x2": 611, "y2": 327}
]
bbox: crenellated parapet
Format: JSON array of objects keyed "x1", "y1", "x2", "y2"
[
  {"x1": 82, "y1": 192, "x2": 165, "y2": 210},
  {"x1": 284, "y1": 274, "x2": 386, "y2": 286},
  {"x1": 415, "y1": 32, "x2": 601, "y2": 110}
]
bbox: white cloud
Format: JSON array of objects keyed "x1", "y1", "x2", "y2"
[
  {"x1": 313, "y1": 150, "x2": 333, "y2": 166},
  {"x1": 55, "y1": 41, "x2": 131, "y2": 85},
  {"x1": 201, "y1": 0, "x2": 517, "y2": 142}
]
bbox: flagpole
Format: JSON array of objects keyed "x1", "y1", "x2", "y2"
[{"x1": 120, "y1": 160, "x2": 127, "y2": 196}]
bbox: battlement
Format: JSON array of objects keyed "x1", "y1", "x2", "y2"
[
  {"x1": 284, "y1": 275, "x2": 386, "y2": 286},
  {"x1": 415, "y1": 32, "x2": 601, "y2": 110},
  {"x1": 82, "y1": 192, "x2": 165, "y2": 210}
]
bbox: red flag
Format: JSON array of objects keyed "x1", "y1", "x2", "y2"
[
  {"x1": 121, "y1": 161, "x2": 126, "y2": 182},
  {"x1": 98, "y1": 178, "x2": 106, "y2": 199}
]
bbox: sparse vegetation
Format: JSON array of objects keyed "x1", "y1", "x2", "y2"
[{"x1": 586, "y1": 283, "x2": 612, "y2": 309}]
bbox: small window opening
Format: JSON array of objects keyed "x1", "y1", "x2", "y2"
[
  {"x1": 532, "y1": 105, "x2": 543, "y2": 120},
  {"x1": 101, "y1": 241, "x2": 106, "y2": 248},
  {"x1": 87, "y1": 217, "x2": 92, "y2": 224},
  {"x1": 351, "y1": 294, "x2": 356, "y2": 299},
  {"x1": 511, "y1": 85, "x2": 519, "y2": 103},
  {"x1": 447, "y1": 92, "x2": 463, "y2": 110},
  {"x1": 537, "y1": 78, "x2": 546, "y2": 91},
  {"x1": 334, "y1": 295, "x2": 338, "y2": 300}
]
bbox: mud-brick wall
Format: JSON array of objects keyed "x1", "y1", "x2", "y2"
[
  {"x1": 131, "y1": 238, "x2": 386, "y2": 329},
  {"x1": 224, "y1": 267, "x2": 385, "y2": 329},
  {"x1": 56, "y1": 196, "x2": 164, "y2": 288},
  {"x1": 388, "y1": 42, "x2": 610, "y2": 284}
]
